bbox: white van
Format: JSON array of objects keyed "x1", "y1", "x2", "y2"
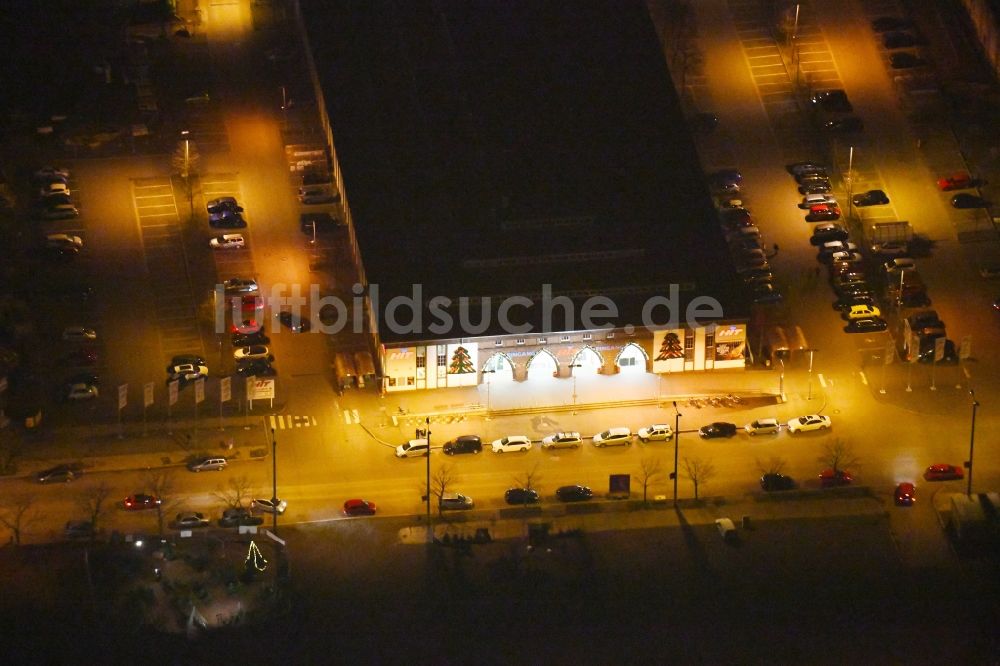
[{"x1": 744, "y1": 418, "x2": 780, "y2": 436}]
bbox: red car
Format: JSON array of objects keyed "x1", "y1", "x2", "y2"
[
  {"x1": 894, "y1": 483, "x2": 915, "y2": 506},
  {"x1": 123, "y1": 494, "x2": 161, "y2": 510},
  {"x1": 936, "y1": 172, "x2": 972, "y2": 191},
  {"x1": 806, "y1": 204, "x2": 841, "y2": 222},
  {"x1": 819, "y1": 469, "x2": 853, "y2": 487},
  {"x1": 923, "y1": 464, "x2": 964, "y2": 481},
  {"x1": 343, "y1": 499, "x2": 376, "y2": 516}
]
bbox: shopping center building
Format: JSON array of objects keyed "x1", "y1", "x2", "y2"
[{"x1": 296, "y1": 0, "x2": 750, "y2": 393}]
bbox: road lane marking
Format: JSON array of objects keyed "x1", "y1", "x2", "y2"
[
  {"x1": 343, "y1": 410, "x2": 352, "y2": 425},
  {"x1": 859, "y1": 372, "x2": 868, "y2": 385},
  {"x1": 818, "y1": 373, "x2": 827, "y2": 388},
  {"x1": 352, "y1": 409, "x2": 360, "y2": 423}
]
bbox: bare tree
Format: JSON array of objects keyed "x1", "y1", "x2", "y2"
[
  {"x1": 682, "y1": 457, "x2": 716, "y2": 501},
  {"x1": 77, "y1": 481, "x2": 113, "y2": 539},
  {"x1": 0, "y1": 427, "x2": 22, "y2": 476},
  {"x1": 756, "y1": 456, "x2": 787, "y2": 476},
  {"x1": 636, "y1": 457, "x2": 663, "y2": 504},
  {"x1": 141, "y1": 469, "x2": 177, "y2": 535},
  {"x1": 422, "y1": 463, "x2": 456, "y2": 517},
  {"x1": 213, "y1": 474, "x2": 254, "y2": 509},
  {"x1": 512, "y1": 463, "x2": 542, "y2": 493},
  {"x1": 0, "y1": 495, "x2": 38, "y2": 546},
  {"x1": 817, "y1": 439, "x2": 860, "y2": 475}
]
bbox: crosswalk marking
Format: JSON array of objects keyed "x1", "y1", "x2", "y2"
[
  {"x1": 343, "y1": 410, "x2": 352, "y2": 425},
  {"x1": 269, "y1": 415, "x2": 319, "y2": 430}
]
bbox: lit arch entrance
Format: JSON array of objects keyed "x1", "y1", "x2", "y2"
[
  {"x1": 526, "y1": 349, "x2": 558, "y2": 379},
  {"x1": 482, "y1": 353, "x2": 515, "y2": 382},
  {"x1": 616, "y1": 342, "x2": 648, "y2": 373},
  {"x1": 571, "y1": 347, "x2": 603, "y2": 375}
]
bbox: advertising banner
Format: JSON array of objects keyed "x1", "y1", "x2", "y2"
[
  {"x1": 651, "y1": 329, "x2": 685, "y2": 373},
  {"x1": 220, "y1": 376, "x2": 232, "y2": 403},
  {"x1": 144, "y1": 382, "x2": 154, "y2": 407},
  {"x1": 118, "y1": 384, "x2": 128, "y2": 410},
  {"x1": 713, "y1": 324, "x2": 746, "y2": 364},
  {"x1": 169, "y1": 380, "x2": 179, "y2": 405},
  {"x1": 195, "y1": 378, "x2": 205, "y2": 404},
  {"x1": 446, "y1": 342, "x2": 479, "y2": 387},
  {"x1": 250, "y1": 379, "x2": 275, "y2": 400}
]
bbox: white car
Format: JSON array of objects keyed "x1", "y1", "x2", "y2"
[
  {"x1": 396, "y1": 438, "x2": 429, "y2": 458},
  {"x1": 40, "y1": 181, "x2": 70, "y2": 197},
  {"x1": 210, "y1": 234, "x2": 245, "y2": 250},
  {"x1": 830, "y1": 251, "x2": 863, "y2": 264},
  {"x1": 541, "y1": 432, "x2": 583, "y2": 450},
  {"x1": 491, "y1": 435, "x2": 532, "y2": 453},
  {"x1": 223, "y1": 278, "x2": 258, "y2": 294},
  {"x1": 169, "y1": 363, "x2": 208, "y2": 381},
  {"x1": 62, "y1": 326, "x2": 97, "y2": 342},
  {"x1": 592, "y1": 427, "x2": 633, "y2": 447},
  {"x1": 439, "y1": 493, "x2": 474, "y2": 510},
  {"x1": 637, "y1": 424, "x2": 673, "y2": 442},
  {"x1": 799, "y1": 193, "x2": 837, "y2": 209},
  {"x1": 871, "y1": 241, "x2": 908, "y2": 257},
  {"x1": 65, "y1": 383, "x2": 98, "y2": 401},
  {"x1": 234, "y1": 345, "x2": 270, "y2": 361},
  {"x1": 173, "y1": 512, "x2": 210, "y2": 529},
  {"x1": 786, "y1": 414, "x2": 832, "y2": 433},
  {"x1": 252, "y1": 498, "x2": 287, "y2": 515},
  {"x1": 46, "y1": 233, "x2": 83, "y2": 249}
]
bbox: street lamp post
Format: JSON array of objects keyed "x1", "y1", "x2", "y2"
[
  {"x1": 967, "y1": 391, "x2": 979, "y2": 496},
  {"x1": 482, "y1": 369, "x2": 495, "y2": 419},
  {"x1": 270, "y1": 428, "x2": 278, "y2": 533},
  {"x1": 424, "y1": 417, "x2": 432, "y2": 534},
  {"x1": 791, "y1": 3, "x2": 801, "y2": 89},
  {"x1": 672, "y1": 401, "x2": 682, "y2": 505},
  {"x1": 569, "y1": 363, "x2": 582, "y2": 415}
]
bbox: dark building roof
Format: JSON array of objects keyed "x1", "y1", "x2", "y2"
[{"x1": 300, "y1": 0, "x2": 745, "y2": 343}]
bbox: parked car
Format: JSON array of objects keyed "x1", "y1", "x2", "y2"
[
  {"x1": 744, "y1": 418, "x2": 780, "y2": 435},
  {"x1": 810, "y1": 223, "x2": 849, "y2": 245},
  {"x1": 637, "y1": 424, "x2": 673, "y2": 442},
  {"x1": 343, "y1": 499, "x2": 377, "y2": 516},
  {"x1": 805, "y1": 203, "x2": 841, "y2": 221},
  {"x1": 63, "y1": 349, "x2": 98, "y2": 366},
  {"x1": 62, "y1": 326, "x2": 97, "y2": 342},
  {"x1": 298, "y1": 187, "x2": 340, "y2": 204},
  {"x1": 823, "y1": 116, "x2": 863, "y2": 133},
  {"x1": 36, "y1": 464, "x2": 82, "y2": 483},
  {"x1": 799, "y1": 179, "x2": 833, "y2": 195},
  {"x1": 278, "y1": 310, "x2": 311, "y2": 332},
  {"x1": 819, "y1": 469, "x2": 853, "y2": 487},
  {"x1": 173, "y1": 512, "x2": 210, "y2": 529},
  {"x1": 884, "y1": 258, "x2": 916, "y2": 273},
  {"x1": 443, "y1": 435, "x2": 482, "y2": 455},
  {"x1": 937, "y1": 172, "x2": 972, "y2": 191},
  {"x1": 64, "y1": 382, "x2": 99, "y2": 401},
  {"x1": 168, "y1": 363, "x2": 208, "y2": 382},
  {"x1": 760, "y1": 473, "x2": 796, "y2": 491},
  {"x1": 923, "y1": 464, "x2": 964, "y2": 481},
  {"x1": 845, "y1": 303, "x2": 881, "y2": 320},
  {"x1": 541, "y1": 432, "x2": 582, "y2": 450},
  {"x1": 234, "y1": 345, "x2": 271, "y2": 361},
  {"x1": 252, "y1": 498, "x2": 287, "y2": 515},
  {"x1": 123, "y1": 494, "x2": 161, "y2": 510},
  {"x1": 222, "y1": 278, "x2": 258, "y2": 294},
  {"x1": 787, "y1": 414, "x2": 832, "y2": 433},
  {"x1": 951, "y1": 193, "x2": 986, "y2": 209},
  {"x1": 36, "y1": 204, "x2": 79, "y2": 220},
  {"x1": 844, "y1": 317, "x2": 888, "y2": 333},
  {"x1": 232, "y1": 331, "x2": 269, "y2": 346},
  {"x1": 207, "y1": 197, "x2": 243, "y2": 215},
  {"x1": 852, "y1": 189, "x2": 890, "y2": 207},
  {"x1": 752, "y1": 283, "x2": 783, "y2": 304},
  {"x1": 555, "y1": 485, "x2": 593, "y2": 502},
  {"x1": 504, "y1": 488, "x2": 540, "y2": 505},
  {"x1": 871, "y1": 241, "x2": 908, "y2": 257},
  {"x1": 810, "y1": 89, "x2": 852, "y2": 113},
  {"x1": 219, "y1": 507, "x2": 263, "y2": 527},
  {"x1": 787, "y1": 162, "x2": 827, "y2": 179},
  {"x1": 439, "y1": 493, "x2": 474, "y2": 510},
  {"x1": 209, "y1": 212, "x2": 247, "y2": 228},
  {"x1": 46, "y1": 233, "x2": 83, "y2": 249},
  {"x1": 187, "y1": 456, "x2": 227, "y2": 472},
  {"x1": 799, "y1": 193, "x2": 837, "y2": 209},
  {"x1": 236, "y1": 359, "x2": 276, "y2": 377},
  {"x1": 491, "y1": 435, "x2": 532, "y2": 453},
  {"x1": 893, "y1": 482, "x2": 916, "y2": 506},
  {"x1": 818, "y1": 241, "x2": 858, "y2": 260},
  {"x1": 396, "y1": 438, "x2": 429, "y2": 458},
  {"x1": 592, "y1": 427, "x2": 632, "y2": 447},
  {"x1": 210, "y1": 233, "x2": 246, "y2": 250},
  {"x1": 699, "y1": 422, "x2": 737, "y2": 439},
  {"x1": 917, "y1": 339, "x2": 958, "y2": 364},
  {"x1": 34, "y1": 166, "x2": 70, "y2": 182}
]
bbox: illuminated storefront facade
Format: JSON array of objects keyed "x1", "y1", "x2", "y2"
[{"x1": 381, "y1": 323, "x2": 747, "y2": 392}]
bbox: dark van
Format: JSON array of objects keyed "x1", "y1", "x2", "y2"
[{"x1": 443, "y1": 435, "x2": 482, "y2": 455}]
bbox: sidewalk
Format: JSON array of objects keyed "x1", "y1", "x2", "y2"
[
  {"x1": 397, "y1": 490, "x2": 886, "y2": 544},
  {"x1": 10, "y1": 416, "x2": 272, "y2": 478}
]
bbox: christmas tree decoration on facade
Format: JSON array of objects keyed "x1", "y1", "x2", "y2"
[
  {"x1": 655, "y1": 331, "x2": 683, "y2": 361},
  {"x1": 448, "y1": 346, "x2": 475, "y2": 374}
]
